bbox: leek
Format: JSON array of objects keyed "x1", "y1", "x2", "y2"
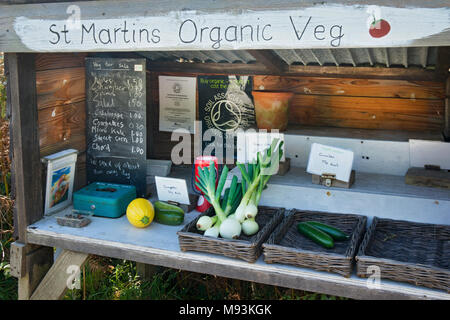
[
  {"x1": 235, "y1": 138, "x2": 284, "y2": 221},
  {"x1": 195, "y1": 162, "x2": 228, "y2": 223},
  {"x1": 194, "y1": 139, "x2": 283, "y2": 240},
  {"x1": 195, "y1": 162, "x2": 242, "y2": 238}
]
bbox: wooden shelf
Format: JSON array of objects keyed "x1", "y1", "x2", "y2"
[
  {"x1": 27, "y1": 165, "x2": 450, "y2": 300},
  {"x1": 278, "y1": 125, "x2": 446, "y2": 177},
  {"x1": 169, "y1": 166, "x2": 450, "y2": 226},
  {"x1": 27, "y1": 205, "x2": 449, "y2": 300}
]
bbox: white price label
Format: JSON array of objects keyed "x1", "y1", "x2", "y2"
[{"x1": 306, "y1": 143, "x2": 354, "y2": 182}]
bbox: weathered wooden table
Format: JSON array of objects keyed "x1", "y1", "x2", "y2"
[{"x1": 26, "y1": 204, "x2": 449, "y2": 300}]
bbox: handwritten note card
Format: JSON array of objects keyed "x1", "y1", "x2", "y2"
[
  {"x1": 306, "y1": 143, "x2": 354, "y2": 182},
  {"x1": 237, "y1": 131, "x2": 285, "y2": 163},
  {"x1": 155, "y1": 176, "x2": 190, "y2": 205}
]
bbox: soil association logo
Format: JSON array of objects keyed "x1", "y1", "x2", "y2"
[
  {"x1": 172, "y1": 82, "x2": 182, "y2": 94},
  {"x1": 210, "y1": 99, "x2": 242, "y2": 132}
]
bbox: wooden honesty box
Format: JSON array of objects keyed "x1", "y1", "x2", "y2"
[
  {"x1": 405, "y1": 166, "x2": 450, "y2": 189},
  {"x1": 312, "y1": 170, "x2": 355, "y2": 189}
]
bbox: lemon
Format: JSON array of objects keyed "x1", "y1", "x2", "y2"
[{"x1": 126, "y1": 198, "x2": 154, "y2": 228}]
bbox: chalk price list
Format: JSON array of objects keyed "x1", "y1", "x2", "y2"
[
  {"x1": 86, "y1": 59, "x2": 146, "y2": 190},
  {"x1": 129, "y1": 112, "x2": 145, "y2": 156},
  {"x1": 89, "y1": 79, "x2": 145, "y2": 159}
]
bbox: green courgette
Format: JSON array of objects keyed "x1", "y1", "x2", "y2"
[
  {"x1": 154, "y1": 201, "x2": 185, "y2": 226},
  {"x1": 305, "y1": 221, "x2": 350, "y2": 241},
  {"x1": 297, "y1": 222, "x2": 334, "y2": 249},
  {"x1": 154, "y1": 201, "x2": 185, "y2": 214}
]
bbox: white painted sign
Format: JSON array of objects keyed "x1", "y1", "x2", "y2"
[
  {"x1": 307, "y1": 143, "x2": 354, "y2": 182},
  {"x1": 11, "y1": 5, "x2": 450, "y2": 51},
  {"x1": 159, "y1": 76, "x2": 196, "y2": 134},
  {"x1": 237, "y1": 131, "x2": 285, "y2": 163},
  {"x1": 155, "y1": 176, "x2": 190, "y2": 205},
  {"x1": 409, "y1": 140, "x2": 450, "y2": 170}
]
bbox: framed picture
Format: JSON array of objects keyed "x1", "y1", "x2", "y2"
[{"x1": 43, "y1": 149, "x2": 78, "y2": 215}]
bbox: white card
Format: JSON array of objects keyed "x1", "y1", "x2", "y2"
[
  {"x1": 155, "y1": 176, "x2": 190, "y2": 204},
  {"x1": 237, "y1": 131, "x2": 285, "y2": 163},
  {"x1": 306, "y1": 143, "x2": 354, "y2": 182}
]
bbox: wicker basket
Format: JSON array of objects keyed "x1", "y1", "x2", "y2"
[
  {"x1": 177, "y1": 206, "x2": 285, "y2": 263},
  {"x1": 356, "y1": 217, "x2": 450, "y2": 292},
  {"x1": 262, "y1": 210, "x2": 367, "y2": 277}
]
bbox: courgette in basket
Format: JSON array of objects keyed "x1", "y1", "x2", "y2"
[
  {"x1": 154, "y1": 201, "x2": 185, "y2": 226},
  {"x1": 305, "y1": 221, "x2": 350, "y2": 241},
  {"x1": 297, "y1": 222, "x2": 334, "y2": 249}
]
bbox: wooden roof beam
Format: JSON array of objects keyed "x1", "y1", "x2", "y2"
[
  {"x1": 146, "y1": 60, "x2": 272, "y2": 75},
  {"x1": 246, "y1": 50, "x2": 288, "y2": 74},
  {"x1": 144, "y1": 58, "x2": 442, "y2": 81},
  {"x1": 286, "y1": 64, "x2": 442, "y2": 81}
]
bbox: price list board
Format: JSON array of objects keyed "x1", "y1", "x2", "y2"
[{"x1": 85, "y1": 58, "x2": 147, "y2": 197}]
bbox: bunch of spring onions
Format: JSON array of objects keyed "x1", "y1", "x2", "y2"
[{"x1": 195, "y1": 139, "x2": 284, "y2": 239}]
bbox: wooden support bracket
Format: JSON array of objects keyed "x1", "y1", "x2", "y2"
[
  {"x1": 9, "y1": 242, "x2": 27, "y2": 278},
  {"x1": 30, "y1": 250, "x2": 88, "y2": 300}
]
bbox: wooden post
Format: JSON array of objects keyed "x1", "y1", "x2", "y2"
[
  {"x1": 6, "y1": 53, "x2": 53, "y2": 299},
  {"x1": 445, "y1": 77, "x2": 450, "y2": 140},
  {"x1": 435, "y1": 46, "x2": 450, "y2": 81},
  {"x1": 18, "y1": 245, "x2": 54, "y2": 300},
  {"x1": 136, "y1": 262, "x2": 159, "y2": 281},
  {"x1": 8, "y1": 53, "x2": 44, "y2": 241}
]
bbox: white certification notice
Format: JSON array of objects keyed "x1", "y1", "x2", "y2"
[{"x1": 159, "y1": 76, "x2": 196, "y2": 133}]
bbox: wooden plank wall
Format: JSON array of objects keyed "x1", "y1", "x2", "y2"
[
  {"x1": 34, "y1": 53, "x2": 446, "y2": 168},
  {"x1": 253, "y1": 76, "x2": 445, "y2": 132},
  {"x1": 35, "y1": 53, "x2": 87, "y2": 190},
  {"x1": 148, "y1": 71, "x2": 446, "y2": 161},
  {"x1": 445, "y1": 77, "x2": 450, "y2": 140}
]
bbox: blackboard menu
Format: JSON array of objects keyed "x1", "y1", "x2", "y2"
[
  {"x1": 85, "y1": 58, "x2": 147, "y2": 197},
  {"x1": 198, "y1": 75, "x2": 255, "y2": 160}
]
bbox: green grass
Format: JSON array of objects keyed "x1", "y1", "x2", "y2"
[
  {"x1": 61, "y1": 256, "x2": 346, "y2": 300},
  {"x1": 0, "y1": 261, "x2": 18, "y2": 300},
  {"x1": 0, "y1": 252, "x2": 346, "y2": 300}
]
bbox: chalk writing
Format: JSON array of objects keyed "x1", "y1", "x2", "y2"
[
  {"x1": 86, "y1": 58, "x2": 147, "y2": 196},
  {"x1": 307, "y1": 143, "x2": 354, "y2": 182},
  {"x1": 155, "y1": 176, "x2": 190, "y2": 205}
]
